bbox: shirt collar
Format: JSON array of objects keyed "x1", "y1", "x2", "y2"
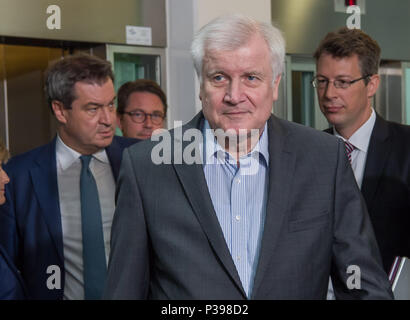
[
  {"x1": 56, "y1": 134, "x2": 109, "y2": 170},
  {"x1": 333, "y1": 108, "x2": 376, "y2": 153},
  {"x1": 202, "y1": 119, "x2": 269, "y2": 166}
]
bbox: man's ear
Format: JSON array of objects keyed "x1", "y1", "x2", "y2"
[
  {"x1": 367, "y1": 74, "x2": 380, "y2": 98},
  {"x1": 51, "y1": 100, "x2": 68, "y2": 124},
  {"x1": 272, "y1": 74, "x2": 282, "y2": 102},
  {"x1": 116, "y1": 114, "x2": 123, "y2": 131}
]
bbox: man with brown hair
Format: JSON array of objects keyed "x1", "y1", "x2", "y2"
[
  {"x1": 313, "y1": 27, "x2": 410, "y2": 273},
  {"x1": 117, "y1": 79, "x2": 167, "y2": 140}
]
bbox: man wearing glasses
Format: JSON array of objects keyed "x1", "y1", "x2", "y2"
[
  {"x1": 313, "y1": 27, "x2": 410, "y2": 275},
  {"x1": 117, "y1": 79, "x2": 167, "y2": 140}
]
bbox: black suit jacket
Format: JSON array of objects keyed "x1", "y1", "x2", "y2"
[{"x1": 325, "y1": 114, "x2": 410, "y2": 272}]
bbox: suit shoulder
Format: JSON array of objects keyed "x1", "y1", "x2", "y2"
[
  {"x1": 387, "y1": 120, "x2": 410, "y2": 137},
  {"x1": 4, "y1": 143, "x2": 52, "y2": 173},
  {"x1": 112, "y1": 135, "x2": 140, "y2": 149},
  {"x1": 276, "y1": 117, "x2": 339, "y2": 147},
  {"x1": 124, "y1": 138, "x2": 157, "y2": 161}
]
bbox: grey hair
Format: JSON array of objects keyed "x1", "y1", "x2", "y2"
[{"x1": 191, "y1": 14, "x2": 285, "y2": 84}]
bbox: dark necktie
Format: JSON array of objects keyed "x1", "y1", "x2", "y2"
[
  {"x1": 80, "y1": 155, "x2": 107, "y2": 300},
  {"x1": 344, "y1": 141, "x2": 355, "y2": 164}
]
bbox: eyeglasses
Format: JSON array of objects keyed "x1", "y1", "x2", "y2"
[
  {"x1": 311, "y1": 75, "x2": 371, "y2": 89},
  {"x1": 122, "y1": 110, "x2": 164, "y2": 125}
]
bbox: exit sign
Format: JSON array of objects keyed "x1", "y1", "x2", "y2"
[
  {"x1": 334, "y1": 0, "x2": 366, "y2": 14},
  {"x1": 345, "y1": 0, "x2": 357, "y2": 6}
]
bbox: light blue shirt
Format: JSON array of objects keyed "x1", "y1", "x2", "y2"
[{"x1": 202, "y1": 120, "x2": 269, "y2": 298}]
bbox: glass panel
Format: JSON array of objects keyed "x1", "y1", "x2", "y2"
[
  {"x1": 292, "y1": 71, "x2": 315, "y2": 127},
  {"x1": 376, "y1": 65, "x2": 403, "y2": 123},
  {"x1": 113, "y1": 52, "x2": 160, "y2": 91},
  {"x1": 387, "y1": 75, "x2": 402, "y2": 123},
  {"x1": 406, "y1": 68, "x2": 410, "y2": 125}
]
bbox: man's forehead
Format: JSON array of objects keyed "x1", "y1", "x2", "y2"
[
  {"x1": 126, "y1": 92, "x2": 165, "y2": 110},
  {"x1": 73, "y1": 78, "x2": 115, "y2": 99},
  {"x1": 74, "y1": 78, "x2": 113, "y2": 89},
  {"x1": 318, "y1": 53, "x2": 360, "y2": 65},
  {"x1": 317, "y1": 53, "x2": 361, "y2": 74}
]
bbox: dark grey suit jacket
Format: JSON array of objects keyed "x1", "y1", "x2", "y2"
[{"x1": 104, "y1": 112, "x2": 393, "y2": 299}]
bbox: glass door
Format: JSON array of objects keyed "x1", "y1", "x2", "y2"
[
  {"x1": 375, "y1": 62, "x2": 403, "y2": 124},
  {"x1": 104, "y1": 44, "x2": 166, "y2": 134},
  {"x1": 286, "y1": 56, "x2": 329, "y2": 130},
  {"x1": 403, "y1": 62, "x2": 410, "y2": 125},
  {"x1": 105, "y1": 44, "x2": 165, "y2": 93}
]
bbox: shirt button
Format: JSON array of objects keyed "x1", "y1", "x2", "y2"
[
  {"x1": 236, "y1": 178, "x2": 241, "y2": 184},
  {"x1": 235, "y1": 215, "x2": 241, "y2": 221},
  {"x1": 236, "y1": 256, "x2": 241, "y2": 261}
]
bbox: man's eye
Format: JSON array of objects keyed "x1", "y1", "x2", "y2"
[
  {"x1": 247, "y1": 75, "x2": 257, "y2": 81},
  {"x1": 133, "y1": 112, "x2": 144, "y2": 118},
  {"x1": 317, "y1": 79, "x2": 328, "y2": 84},
  {"x1": 213, "y1": 75, "x2": 224, "y2": 81},
  {"x1": 152, "y1": 113, "x2": 163, "y2": 119}
]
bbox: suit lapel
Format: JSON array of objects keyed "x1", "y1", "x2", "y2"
[
  {"x1": 172, "y1": 113, "x2": 247, "y2": 298},
  {"x1": 252, "y1": 116, "x2": 295, "y2": 298},
  {"x1": 361, "y1": 115, "x2": 391, "y2": 210},
  {"x1": 106, "y1": 136, "x2": 122, "y2": 181},
  {"x1": 30, "y1": 138, "x2": 64, "y2": 263}
]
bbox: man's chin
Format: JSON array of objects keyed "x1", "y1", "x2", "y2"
[
  {"x1": 137, "y1": 133, "x2": 153, "y2": 140},
  {"x1": 96, "y1": 135, "x2": 114, "y2": 147}
]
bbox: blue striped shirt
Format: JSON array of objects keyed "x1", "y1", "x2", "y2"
[{"x1": 202, "y1": 120, "x2": 269, "y2": 298}]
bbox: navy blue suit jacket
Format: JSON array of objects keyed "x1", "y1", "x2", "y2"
[
  {"x1": 0, "y1": 244, "x2": 27, "y2": 299},
  {"x1": 0, "y1": 135, "x2": 138, "y2": 299}
]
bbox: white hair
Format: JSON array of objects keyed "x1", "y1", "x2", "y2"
[{"x1": 191, "y1": 13, "x2": 285, "y2": 84}]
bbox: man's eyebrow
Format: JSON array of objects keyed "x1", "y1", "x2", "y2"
[
  {"x1": 207, "y1": 69, "x2": 228, "y2": 75},
  {"x1": 316, "y1": 74, "x2": 353, "y2": 78},
  {"x1": 84, "y1": 97, "x2": 116, "y2": 108},
  {"x1": 244, "y1": 71, "x2": 264, "y2": 77}
]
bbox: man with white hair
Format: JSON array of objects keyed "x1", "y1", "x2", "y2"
[{"x1": 104, "y1": 14, "x2": 392, "y2": 299}]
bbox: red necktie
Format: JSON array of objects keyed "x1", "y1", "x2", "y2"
[{"x1": 344, "y1": 141, "x2": 355, "y2": 164}]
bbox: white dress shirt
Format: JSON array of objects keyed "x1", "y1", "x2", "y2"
[
  {"x1": 56, "y1": 135, "x2": 116, "y2": 300},
  {"x1": 327, "y1": 108, "x2": 376, "y2": 300},
  {"x1": 334, "y1": 108, "x2": 376, "y2": 189}
]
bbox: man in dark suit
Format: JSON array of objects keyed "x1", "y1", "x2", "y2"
[
  {"x1": 313, "y1": 27, "x2": 410, "y2": 274},
  {"x1": 0, "y1": 54, "x2": 137, "y2": 300},
  {"x1": 104, "y1": 14, "x2": 392, "y2": 299},
  {"x1": 0, "y1": 141, "x2": 26, "y2": 300}
]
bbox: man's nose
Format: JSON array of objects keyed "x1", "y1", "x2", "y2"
[
  {"x1": 324, "y1": 81, "x2": 338, "y2": 99},
  {"x1": 99, "y1": 106, "x2": 114, "y2": 125},
  {"x1": 224, "y1": 79, "x2": 245, "y2": 105},
  {"x1": 143, "y1": 115, "x2": 153, "y2": 128}
]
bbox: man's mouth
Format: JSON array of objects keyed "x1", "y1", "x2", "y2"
[
  {"x1": 324, "y1": 105, "x2": 344, "y2": 112},
  {"x1": 98, "y1": 130, "x2": 114, "y2": 137}
]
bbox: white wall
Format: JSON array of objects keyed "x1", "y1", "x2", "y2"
[{"x1": 196, "y1": 0, "x2": 271, "y2": 28}]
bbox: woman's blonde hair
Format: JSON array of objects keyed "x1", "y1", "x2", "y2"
[{"x1": 0, "y1": 139, "x2": 10, "y2": 163}]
